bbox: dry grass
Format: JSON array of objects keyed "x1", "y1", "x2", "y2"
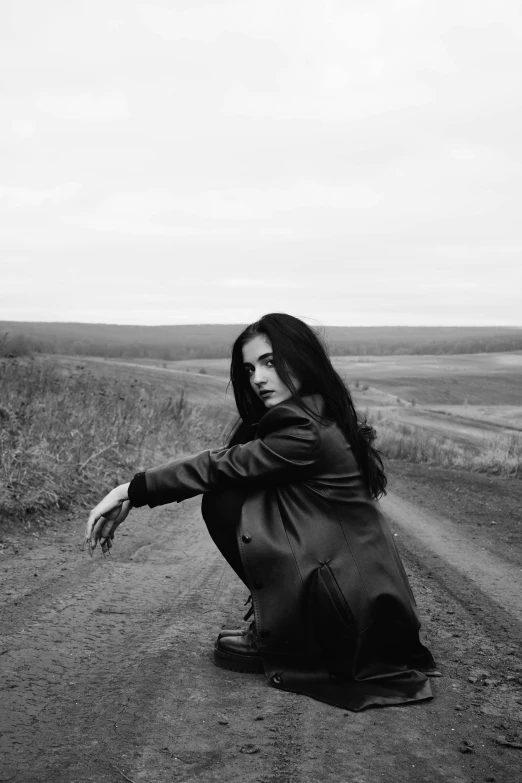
[
  {"x1": 373, "y1": 410, "x2": 522, "y2": 478},
  {"x1": 0, "y1": 357, "x2": 233, "y2": 527}
]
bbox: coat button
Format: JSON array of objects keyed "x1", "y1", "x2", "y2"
[
  {"x1": 271, "y1": 674, "x2": 282, "y2": 686},
  {"x1": 253, "y1": 581, "x2": 263, "y2": 590},
  {"x1": 241, "y1": 534, "x2": 252, "y2": 543}
]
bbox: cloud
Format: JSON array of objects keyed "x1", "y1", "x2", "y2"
[
  {"x1": 450, "y1": 148, "x2": 476, "y2": 160},
  {"x1": 11, "y1": 120, "x2": 36, "y2": 138},
  {"x1": 136, "y1": 2, "x2": 220, "y2": 42},
  {"x1": 219, "y1": 75, "x2": 434, "y2": 123},
  {"x1": 0, "y1": 183, "x2": 82, "y2": 208},
  {"x1": 137, "y1": 1, "x2": 447, "y2": 122},
  {"x1": 434, "y1": 244, "x2": 522, "y2": 259},
  {"x1": 2, "y1": 1, "x2": 522, "y2": 326},
  {"x1": 220, "y1": 278, "x2": 295, "y2": 288},
  {"x1": 60, "y1": 180, "x2": 383, "y2": 237},
  {"x1": 1, "y1": 256, "x2": 32, "y2": 265},
  {"x1": 37, "y1": 91, "x2": 130, "y2": 121},
  {"x1": 61, "y1": 215, "x2": 240, "y2": 237},
  {"x1": 61, "y1": 188, "x2": 239, "y2": 236}
]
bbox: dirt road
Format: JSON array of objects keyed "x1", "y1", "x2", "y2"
[{"x1": 1, "y1": 485, "x2": 521, "y2": 783}]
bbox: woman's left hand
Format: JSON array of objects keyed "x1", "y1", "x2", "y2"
[
  {"x1": 97, "y1": 500, "x2": 133, "y2": 556},
  {"x1": 85, "y1": 484, "x2": 131, "y2": 556}
]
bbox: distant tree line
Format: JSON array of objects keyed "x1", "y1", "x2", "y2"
[
  {"x1": 1, "y1": 322, "x2": 522, "y2": 359},
  {"x1": 327, "y1": 334, "x2": 522, "y2": 356}
]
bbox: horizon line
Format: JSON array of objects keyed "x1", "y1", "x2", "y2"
[{"x1": 1, "y1": 319, "x2": 522, "y2": 329}]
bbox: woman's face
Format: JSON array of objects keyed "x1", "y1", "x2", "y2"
[{"x1": 242, "y1": 335, "x2": 300, "y2": 409}]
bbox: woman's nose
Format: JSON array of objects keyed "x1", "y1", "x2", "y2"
[{"x1": 253, "y1": 367, "x2": 266, "y2": 386}]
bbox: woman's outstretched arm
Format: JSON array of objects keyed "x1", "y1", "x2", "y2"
[
  {"x1": 85, "y1": 401, "x2": 320, "y2": 553},
  {"x1": 137, "y1": 402, "x2": 321, "y2": 507}
]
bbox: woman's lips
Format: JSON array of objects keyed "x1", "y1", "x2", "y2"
[{"x1": 260, "y1": 390, "x2": 274, "y2": 399}]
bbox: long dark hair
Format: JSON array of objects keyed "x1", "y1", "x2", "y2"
[{"x1": 229, "y1": 313, "x2": 387, "y2": 499}]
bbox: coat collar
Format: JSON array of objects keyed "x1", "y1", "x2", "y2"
[{"x1": 254, "y1": 392, "x2": 328, "y2": 430}]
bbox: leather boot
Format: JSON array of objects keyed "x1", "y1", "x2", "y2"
[{"x1": 213, "y1": 627, "x2": 264, "y2": 673}]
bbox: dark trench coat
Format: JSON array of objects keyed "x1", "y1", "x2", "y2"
[{"x1": 143, "y1": 393, "x2": 435, "y2": 711}]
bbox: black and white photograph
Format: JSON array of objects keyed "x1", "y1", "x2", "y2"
[{"x1": 1, "y1": 1, "x2": 521, "y2": 781}]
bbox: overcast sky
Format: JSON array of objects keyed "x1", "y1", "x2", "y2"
[{"x1": 1, "y1": 0, "x2": 521, "y2": 326}]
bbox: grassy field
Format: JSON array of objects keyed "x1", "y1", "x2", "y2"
[
  {"x1": 334, "y1": 352, "x2": 522, "y2": 406},
  {"x1": 0, "y1": 356, "x2": 234, "y2": 528},
  {"x1": 55, "y1": 355, "x2": 233, "y2": 408},
  {"x1": 1, "y1": 349, "x2": 520, "y2": 531},
  {"x1": 410, "y1": 404, "x2": 522, "y2": 429}
]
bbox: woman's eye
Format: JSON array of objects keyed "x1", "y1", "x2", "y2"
[{"x1": 266, "y1": 359, "x2": 274, "y2": 367}]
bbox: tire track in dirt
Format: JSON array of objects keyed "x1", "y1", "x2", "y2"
[
  {"x1": 394, "y1": 408, "x2": 522, "y2": 440},
  {"x1": 0, "y1": 500, "x2": 231, "y2": 782},
  {"x1": 58, "y1": 355, "x2": 229, "y2": 384},
  {"x1": 1, "y1": 494, "x2": 522, "y2": 783},
  {"x1": 381, "y1": 492, "x2": 522, "y2": 624}
]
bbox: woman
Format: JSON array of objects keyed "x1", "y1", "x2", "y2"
[{"x1": 85, "y1": 313, "x2": 436, "y2": 712}]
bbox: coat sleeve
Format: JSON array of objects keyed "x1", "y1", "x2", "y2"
[{"x1": 142, "y1": 402, "x2": 321, "y2": 508}]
